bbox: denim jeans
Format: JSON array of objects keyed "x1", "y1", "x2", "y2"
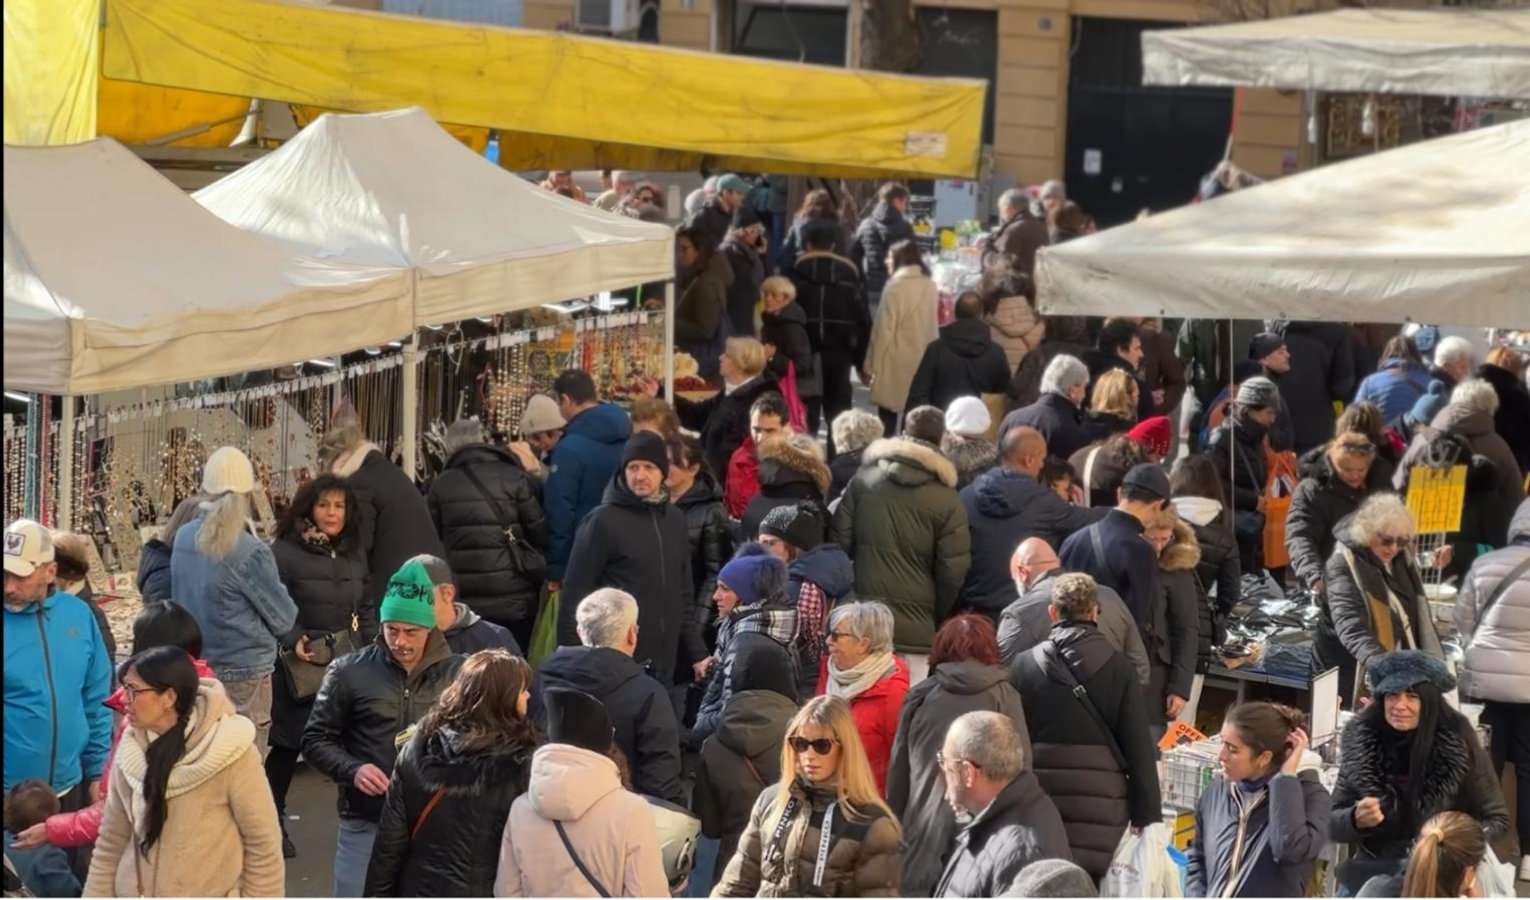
[{"x1": 333, "y1": 817, "x2": 379, "y2": 897}]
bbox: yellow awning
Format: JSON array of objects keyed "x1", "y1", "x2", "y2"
[
  {"x1": 102, "y1": 0, "x2": 986, "y2": 177},
  {"x1": 4, "y1": 0, "x2": 99, "y2": 145}
]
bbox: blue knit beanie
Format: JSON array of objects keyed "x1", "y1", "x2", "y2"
[
  {"x1": 1409, "y1": 380, "x2": 1449, "y2": 427},
  {"x1": 717, "y1": 543, "x2": 784, "y2": 608}
]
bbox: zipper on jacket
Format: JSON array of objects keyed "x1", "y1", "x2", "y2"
[
  {"x1": 35, "y1": 607, "x2": 61, "y2": 788},
  {"x1": 1220, "y1": 785, "x2": 1267, "y2": 898}
]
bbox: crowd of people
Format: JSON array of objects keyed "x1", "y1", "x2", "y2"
[{"x1": 4, "y1": 174, "x2": 1530, "y2": 899}]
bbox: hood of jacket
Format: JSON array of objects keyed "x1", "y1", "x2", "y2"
[
  {"x1": 446, "y1": 601, "x2": 481, "y2": 637},
  {"x1": 790, "y1": 544, "x2": 855, "y2": 599},
  {"x1": 870, "y1": 201, "x2": 904, "y2": 228},
  {"x1": 416, "y1": 724, "x2": 534, "y2": 796},
  {"x1": 937, "y1": 318, "x2": 1000, "y2": 360},
  {"x1": 1297, "y1": 444, "x2": 1391, "y2": 494},
  {"x1": 1160, "y1": 519, "x2": 1201, "y2": 573},
  {"x1": 969, "y1": 467, "x2": 1043, "y2": 520},
  {"x1": 1171, "y1": 496, "x2": 1223, "y2": 528},
  {"x1": 445, "y1": 442, "x2": 526, "y2": 472},
  {"x1": 941, "y1": 433, "x2": 998, "y2": 473},
  {"x1": 715, "y1": 689, "x2": 798, "y2": 761},
  {"x1": 761, "y1": 301, "x2": 808, "y2": 331},
  {"x1": 117, "y1": 680, "x2": 255, "y2": 808},
  {"x1": 1432, "y1": 402, "x2": 1495, "y2": 440},
  {"x1": 565, "y1": 402, "x2": 633, "y2": 449},
  {"x1": 863, "y1": 436, "x2": 958, "y2": 489},
  {"x1": 758, "y1": 436, "x2": 831, "y2": 495},
  {"x1": 931, "y1": 659, "x2": 1011, "y2": 695},
  {"x1": 526, "y1": 743, "x2": 625, "y2": 822},
  {"x1": 792, "y1": 251, "x2": 860, "y2": 286},
  {"x1": 676, "y1": 470, "x2": 724, "y2": 511},
  {"x1": 539, "y1": 645, "x2": 649, "y2": 700}
]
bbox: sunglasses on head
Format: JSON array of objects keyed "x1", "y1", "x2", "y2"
[{"x1": 788, "y1": 736, "x2": 838, "y2": 755}]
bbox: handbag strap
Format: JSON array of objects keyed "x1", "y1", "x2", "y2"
[
  {"x1": 554, "y1": 820, "x2": 612, "y2": 898},
  {"x1": 411, "y1": 787, "x2": 447, "y2": 841},
  {"x1": 460, "y1": 464, "x2": 519, "y2": 537},
  {"x1": 1476, "y1": 553, "x2": 1530, "y2": 631},
  {"x1": 1032, "y1": 641, "x2": 1129, "y2": 770}
]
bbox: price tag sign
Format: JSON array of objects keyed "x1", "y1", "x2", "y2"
[
  {"x1": 1158, "y1": 721, "x2": 1207, "y2": 752},
  {"x1": 1406, "y1": 465, "x2": 1466, "y2": 534}
]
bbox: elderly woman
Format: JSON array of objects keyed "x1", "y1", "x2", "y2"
[
  {"x1": 1081, "y1": 368, "x2": 1139, "y2": 444},
  {"x1": 758, "y1": 275, "x2": 818, "y2": 405},
  {"x1": 886, "y1": 614, "x2": 1028, "y2": 896},
  {"x1": 1397, "y1": 378, "x2": 1524, "y2": 503},
  {"x1": 815, "y1": 601, "x2": 909, "y2": 795},
  {"x1": 941, "y1": 396, "x2": 999, "y2": 491},
  {"x1": 1287, "y1": 432, "x2": 1390, "y2": 597},
  {"x1": 676, "y1": 336, "x2": 777, "y2": 482},
  {"x1": 1311, "y1": 494, "x2": 1445, "y2": 707},
  {"x1": 827, "y1": 409, "x2": 884, "y2": 505}
]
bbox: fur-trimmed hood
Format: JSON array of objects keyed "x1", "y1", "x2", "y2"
[
  {"x1": 414, "y1": 724, "x2": 535, "y2": 797},
  {"x1": 1159, "y1": 519, "x2": 1201, "y2": 573},
  {"x1": 758, "y1": 436, "x2": 831, "y2": 495},
  {"x1": 940, "y1": 433, "x2": 998, "y2": 482},
  {"x1": 863, "y1": 436, "x2": 958, "y2": 489}
]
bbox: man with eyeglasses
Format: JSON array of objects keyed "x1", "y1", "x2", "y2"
[
  {"x1": 932, "y1": 711, "x2": 1070, "y2": 898},
  {"x1": 303, "y1": 558, "x2": 464, "y2": 897},
  {"x1": 1059, "y1": 463, "x2": 1170, "y2": 641}
]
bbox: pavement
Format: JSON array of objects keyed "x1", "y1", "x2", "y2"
[{"x1": 284, "y1": 763, "x2": 343, "y2": 897}]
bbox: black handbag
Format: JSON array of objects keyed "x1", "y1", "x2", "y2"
[
  {"x1": 461, "y1": 465, "x2": 548, "y2": 583},
  {"x1": 281, "y1": 611, "x2": 359, "y2": 701}
]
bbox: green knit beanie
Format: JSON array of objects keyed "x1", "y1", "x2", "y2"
[{"x1": 378, "y1": 560, "x2": 439, "y2": 630}]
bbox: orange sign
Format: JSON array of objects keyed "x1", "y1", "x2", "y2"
[{"x1": 1159, "y1": 721, "x2": 1207, "y2": 752}]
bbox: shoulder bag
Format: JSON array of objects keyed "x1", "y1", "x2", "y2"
[
  {"x1": 461, "y1": 465, "x2": 548, "y2": 583},
  {"x1": 1032, "y1": 641, "x2": 1129, "y2": 771}
]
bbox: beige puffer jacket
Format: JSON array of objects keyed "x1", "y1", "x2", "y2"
[{"x1": 985, "y1": 295, "x2": 1044, "y2": 374}]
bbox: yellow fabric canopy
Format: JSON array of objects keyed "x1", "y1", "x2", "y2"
[
  {"x1": 4, "y1": 0, "x2": 98, "y2": 145},
  {"x1": 102, "y1": 0, "x2": 986, "y2": 177}
]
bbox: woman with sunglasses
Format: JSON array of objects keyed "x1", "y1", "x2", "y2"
[
  {"x1": 83, "y1": 647, "x2": 283, "y2": 897},
  {"x1": 815, "y1": 602, "x2": 908, "y2": 795},
  {"x1": 1311, "y1": 493, "x2": 1444, "y2": 707},
  {"x1": 714, "y1": 695, "x2": 901, "y2": 897}
]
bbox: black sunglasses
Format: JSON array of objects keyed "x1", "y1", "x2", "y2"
[{"x1": 788, "y1": 736, "x2": 838, "y2": 755}]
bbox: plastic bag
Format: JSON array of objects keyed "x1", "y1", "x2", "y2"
[
  {"x1": 1477, "y1": 845, "x2": 1516, "y2": 898},
  {"x1": 529, "y1": 587, "x2": 560, "y2": 667},
  {"x1": 1100, "y1": 824, "x2": 1183, "y2": 898}
]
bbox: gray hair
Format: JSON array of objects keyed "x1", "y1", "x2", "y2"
[
  {"x1": 160, "y1": 493, "x2": 209, "y2": 545},
  {"x1": 405, "y1": 554, "x2": 454, "y2": 587},
  {"x1": 1434, "y1": 335, "x2": 1474, "y2": 369},
  {"x1": 831, "y1": 409, "x2": 884, "y2": 455},
  {"x1": 1350, "y1": 492, "x2": 1415, "y2": 545},
  {"x1": 998, "y1": 188, "x2": 1028, "y2": 216},
  {"x1": 612, "y1": 170, "x2": 636, "y2": 189},
  {"x1": 194, "y1": 491, "x2": 252, "y2": 562},
  {"x1": 444, "y1": 418, "x2": 485, "y2": 456},
  {"x1": 1040, "y1": 354, "x2": 1089, "y2": 398},
  {"x1": 828, "y1": 601, "x2": 894, "y2": 654},
  {"x1": 576, "y1": 588, "x2": 639, "y2": 648},
  {"x1": 1040, "y1": 180, "x2": 1066, "y2": 200},
  {"x1": 1050, "y1": 573, "x2": 1100, "y2": 620},
  {"x1": 947, "y1": 711, "x2": 1026, "y2": 782},
  {"x1": 1451, "y1": 378, "x2": 1500, "y2": 417}
]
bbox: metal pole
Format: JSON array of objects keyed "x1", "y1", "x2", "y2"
[
  {"x1": 664, "y1": 281, "x2": 677, "y2": 400},
  {"x1": 58, "y1": 396, "x2": 74, "y2": 530},
  {"x1": 401, "y1": 334, "x2": 419, "y2": 482},
  {"x1": 1227, "y1": 318, "x2": 1237, "y2": 524}
]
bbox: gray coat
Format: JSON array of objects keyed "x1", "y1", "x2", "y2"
[
  {"x1": 1186, "y1": 769, "x2": 1331, "y2": 898},
  {"x1": 933, "y1": 771, "x2": 1072, "y2": 898},
  {"x1": 1455, "y1": 499, "x2": 1530, "y2": 703},
  {"x1": 886, "y1": 661, "x2": 1030, "y2": 897},
  {"x1": 996, "y1": 570, "x2": 1149, "y2": 686}
]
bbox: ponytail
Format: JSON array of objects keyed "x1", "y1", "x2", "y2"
[
  {"x1": 1401, "y1": 811, "x2": 1484, "y2": 898},
  {"x1": 117, "y1": 646, "x2": 200, "y2": 858},
  {"x1": 139, "y1": 715, "x2": 191, "y2": 857}
]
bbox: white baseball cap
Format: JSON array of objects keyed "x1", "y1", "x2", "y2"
[{"x1": 3, "y1": 519, "x2": 56, "y2": 577}]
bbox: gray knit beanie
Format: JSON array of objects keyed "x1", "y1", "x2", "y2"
[
  {"x1": 1004, "y1": 858, "x2": 1097, "y2": 897},
  {"x1": 1236, "y1": 375, "x2": 1280, "y2": 410}
]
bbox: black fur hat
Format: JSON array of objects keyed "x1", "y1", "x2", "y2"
[{"x1": 1367, "y1": 649, "x2": 1455, "y2": 697}]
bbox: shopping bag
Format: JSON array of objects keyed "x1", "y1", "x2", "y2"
[
  {"x1": 780, "y1": 361, "x2": 809, "y2": 434},
  {"x1": 1262, "y1": 446, "x2": 1297, "y2": 569},
  {"x1": 529, "y1": 587, "x2": 560, "y2": 667},
  {"x1": 1477, "y1": 845, "x2": 1516, "y2": 898},
  {"x1": 1100, "y1": 824, "x2": 1182, "y2": 898}
]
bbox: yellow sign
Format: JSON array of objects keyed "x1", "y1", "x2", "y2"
[{"x1": 1406, "y1": 465, "x2": 1466, "y2": 534}]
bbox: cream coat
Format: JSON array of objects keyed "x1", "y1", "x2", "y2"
[
  {"x1": 985, "y1": 295, "x2": 1045, "y2": 373},
  {"x1": 864, "y1": 266, "x2": 939, "y2": 413},
  {"x1": 83, "y1": 680, "x2": 283, "y2": 898},
  {"x1": 494, "y1": 743, "x2": 669, "y2": 898}
]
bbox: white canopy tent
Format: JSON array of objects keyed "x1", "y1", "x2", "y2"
[
  {"x1": 1142, "y1": 8, "x2": 1530, "y2": 99},
  {"x1": 3, "y1": 139, "x2": 413, "y2": 397},
  {"x1": 1036, "y1": 120, "x2": 1530, "y2": 329},
  {"x1": 193, "y1": 108, "x2": 677, "y2": 328}
]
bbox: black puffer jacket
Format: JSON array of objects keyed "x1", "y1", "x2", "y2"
[
  {"x1": 905, "y1": 319, "x2": 1013, "y2": 412},
  {"x1": 787, "y1": 251, "x2": 870, "y2": 364},
  {"x1": 1480, "y1": 362, "x2": 1530, "y2": 474},
  {"x1": 346, "y1": 448, "x2": 445, "y2": 614},
  {"x1": 365, "y1": 725, "x2": 535, "y2": 896},
  {"x1": 136, "y1": 539, "x2": 174, "y2": 603},
  {"x1": 828, "y1": 449, "x2": 865, "y2": 505},
  {"x1": 676, "y1": 472, "x2": 733, "y2": 649},
  {"x1": 760, "y1": 302, "x2": 820, "y2": 399},
  {"x1": 678, "y1": 374, "x2": 779, "y2": 484},
  {"x1": 722, "y1": 235, "x2": 766, "y2": 338},
  {"x1": 740, "y1": 437, "x2": 831, "y2": 543},
  {"x1": 694, "y1": 689, "x2": 798, "y2": 880},
  {"x1": 1287, "y1": 444, "x2": 1392, "y2": 593},
  {"x1": 427, "y1": 444, "x2": 549, "y2": 627},
  {"x1": 1149, "y1": 521, "x2": 1205, "y2": 718},
  {"x1": 1271, "y1": 321, "x2": 1356, "y2": 455},
  {"x1": 932, "y1": 771, "x2": 1072, "y2": 899},
  {"x1": 1009, "y1": 620, "x2": 1161, "y2": 881},
  {"x1": 850, "y1": 202, "x2": 915, "y2": 300},
  {"x1": 533, "y1": 645, "x2": 685, "y2": 805},
  {"x1": 1173, "y1": 498, "x2": 1239, "y2": 669},
  {"x1": 558, "y1": 469, "x2": 697, "y2": 684},
  {"x1": 1207, "y1": 413, "x2": 1272, "y2": 572},
  {"x1": 302, "y1": 630, "x2": 464, "y2": 822},
  {"x1": 1079, "y1": 411, "x2": 1134, "y2": 446}
]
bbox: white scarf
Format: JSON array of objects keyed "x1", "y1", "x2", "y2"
[
  {"x1": 825, "y1": 652, "x2": 896, "y2": 701},
  {"x1": 331, "y1": 441, "x2": 381, "y2": 478}
]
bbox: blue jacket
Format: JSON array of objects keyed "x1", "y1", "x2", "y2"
[
  {"x1": 545, "y1": 402, "x2": 631, "y2": 578},
  {"x1": 1059, "y1": 508, "x2": 1160, "y2": 639},
  {"x1": 4, "y1": 831, "x2": 80, "y2": 898},
  {"x1": 1354, "y1": 359, "x2": 1431, "y2": 424},
  {"x1": 171, "y1": 517, "x2": 298, "y2": 682},
  {"x1": 3, "y1": 590, "x2": 112, "y2": 794},
  {"x1": 135, "y1": 538, "x2": 174, "y2": 603},
  {"x1": 442, "y1": 602, "x2": 523, "y2": 656}
]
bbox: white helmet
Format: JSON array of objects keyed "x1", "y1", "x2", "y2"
[{"x1": 644, "y1": 796, "x2": 701, "y2": 891}]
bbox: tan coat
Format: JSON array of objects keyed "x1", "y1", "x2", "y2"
[
  {"x1": 864, "y1": 266, "x2": 939, "y2": 413},
  {"x1": 494, "y1": 743, "x2": 669, "y2": 898},
  {"x1": 84, "y1": 680, "x2": 283, "y2": 898},
  {"x1": 984, "y1": 295, "x2": 1045, "y2": 373}
]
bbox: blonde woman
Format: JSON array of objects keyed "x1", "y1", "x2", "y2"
[
  {"x1": 713, "y1": 696, "x2": 901, "y2": 898},
  {"x1": 1082, "y1": 369, "x2": 1139, "y2": 443}
]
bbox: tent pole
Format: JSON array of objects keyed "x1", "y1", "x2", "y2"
[
  {"x1": 1227, "y1": 317, "x2": 1236, "y2": 530},
  {"x1": 402, "y1": 333, "x2": 419, "y2": 482},
  {"x1": 664, "y1": 281, "x2": 676, "y2": 400},
  {"x1": 58, "y1": 396, "x2": 75, "y2": 531}
]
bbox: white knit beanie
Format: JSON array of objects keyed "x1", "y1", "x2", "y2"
[
  {"x1": 202, "y1": 446, "x2": 256, "y2": 495},
  {"x1": 945, "y1": 396, "x2": 992, "y2": 438}
]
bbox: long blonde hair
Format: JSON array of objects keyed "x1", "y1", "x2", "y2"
[
  {"x1": 772, "y1": 696, "x2": 900, "y2": 832},
  {"x1": 194, "y1": 492, "x2": 252, "y2": 562}
]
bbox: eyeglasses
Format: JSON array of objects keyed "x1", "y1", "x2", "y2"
[
  {"x1": 788, "y1": 736, "x2": 838, "y2": 755},
  {"x1": 826, "y1": 631, "x2": 853, "y2": 642},
  {"x1": 121, "y1": 683, "x2": 163, "y2": 701},
  {"x1": 1376, "y1": 534, "x2": 1413, "y2": 550},
  {"x1": 936, "y1": 753, "x2": 980, "y2": 771}
]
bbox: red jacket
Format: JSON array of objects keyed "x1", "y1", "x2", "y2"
[
  {"x1": 43, "y1": 657, "x2": 215, "y2": 848},
  {"x1": 723, "y1": 438, "x2": 760, "y2": 519},
  {"x1": 816, "y1": 655, "x2": 910, "y2": 796}
]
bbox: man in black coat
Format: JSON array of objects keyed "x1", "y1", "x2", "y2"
[
  {"x1": 1000, "y1": 353, "x2": 1092, "y2": 460},
  {"x1": 850, "y1": 182, "x2": 915, "y2": 308},
  {"x1": 1009, "y1": 573, "x2": 1161, "y2": 882},
  {"x1": 684, "y1": 173, "x2": 748, "y2": 253},
  {"x1": 720, "y1": 206, "x2": 768, "y2": 337},
  {"x1": 426, "y1": 418, "x2": 549, "y2": 649},
  {"x1": 302, "y1": 560, "x2": 465, "y2": 897},
  {"x1": 1082, "y1": 318, "x2": 1153, "y2": 421},
  {"x1": 1270, "y1": 320, "x2": 1357, "y2": 455},
  {"x1": 906, "y1": 291, "x2": 1012, "y2": 412},
  {"x1": 788, "y1": 224, "x2": 870, "y2": 456},
  {"x1": 558, "y1": 433, "x2": 697, "y2": 688},
  {"x1": 1058, "y1": 464, "x2": 1168, "y2": 638},
  {"x1": 934, "y1": 711, "x2": 1071, "y2": 898},
  {"x1": 534, "y1": 587, "x2": 685, "y2": 805}
]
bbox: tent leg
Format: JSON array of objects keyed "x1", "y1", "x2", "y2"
[
  {"x1": 58, "y1": 396, "x2": 75, "y2": 531},
  {"x1": 402, "y1": 334, "x2": 419, "y2": 482},
  {"x1": 664, "y1": 281, "x2": 676, "y2": 401},
  {"x1": 1227, "y1": 317, "x2": 1236, "y2": 532}
]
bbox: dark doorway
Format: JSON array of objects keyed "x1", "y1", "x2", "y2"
[
  {"x1": 1065, "y1": 17, "x2": 1232, "y2": 228},
  {"x1": 733, "y1": 3, "x2": 847, "y2": 66},
  {"x1": 916, "y1": 8, "x2": 998, "y2": 145}
]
